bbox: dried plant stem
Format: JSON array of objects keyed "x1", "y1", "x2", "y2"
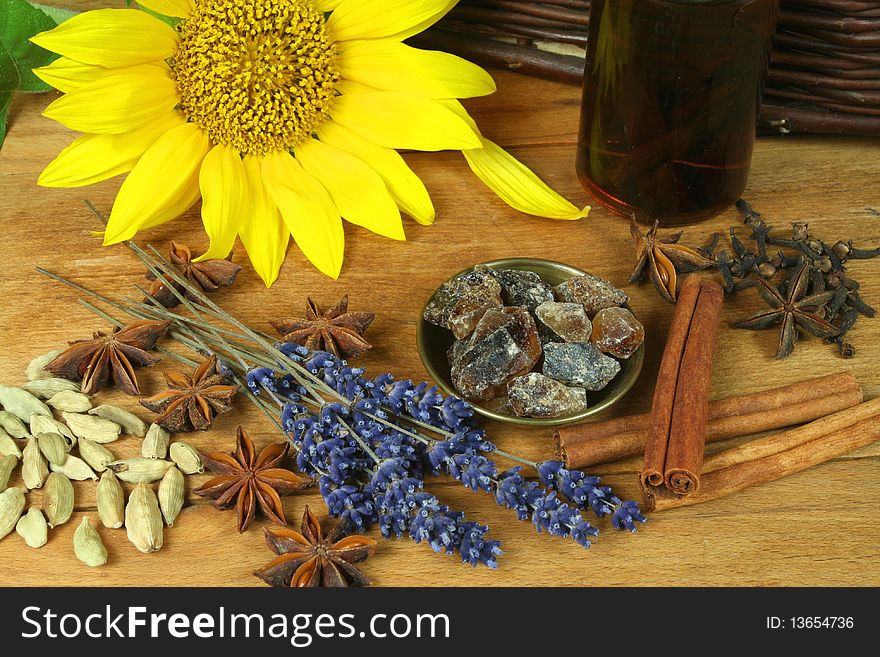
[{"x1": 39, "y1": 243, "x2": 536, "y2": 470}]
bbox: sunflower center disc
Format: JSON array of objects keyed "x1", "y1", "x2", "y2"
[{"x1": 171, "y1": 0, "x2": 340, "y2": 155}]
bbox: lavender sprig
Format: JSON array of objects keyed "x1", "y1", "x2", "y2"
[
  {"x1": 40, "y1": 242, "x2": 645, "y2": 571},
  {"x1": 271, "y1": 350, "x2": 645, "y2": 559}
]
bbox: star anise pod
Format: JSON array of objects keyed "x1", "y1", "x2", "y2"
[
  {"x1": 630, "y1": 217, "x2": 716, "y2": 303},
  {"x1": 194, "y1": 427, "x2": 311, "y2": 533},
  {"x1": 254, "y1": 506, "x2": 376, "y2": 587},
  {"x1": 139, "y1": 356, "x2": 239, "y2": 432},
  {"x1": 734, "y1": 263, "x2": 839, "y2": 359},
  {"x1": 47, "y1": 320, "x2": 169, "y2": 396},
  {"x1": 146, "y1": 241, "x2": 242, "y2": 307},
  {"x1": 270, "y1": 295, "x2": 375, "y2": 358}
]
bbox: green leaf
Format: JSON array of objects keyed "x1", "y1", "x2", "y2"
[
  {"x1": 0, "y1": 0, "x2": 58, "y2": 92},
  {"x1": 0, "y1": 91, "x2": 12, "y2": 143},
  {"x1": 0, "y1": 0, "x2": 63, "y2": 147},
  {"x1": 138, "y1": 6, "x2": 182, "y2": 28},
  {"x1": 31, "y1": 3, "x2": 77, "y2": 25}
]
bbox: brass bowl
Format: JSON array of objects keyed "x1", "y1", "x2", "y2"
[{"x1": 417, "y1": 258, "x2": 644, "y2": 428}]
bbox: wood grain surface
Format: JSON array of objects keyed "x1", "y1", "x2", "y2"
[{"x1": 1, "y1": 16, "x2": 879, "y2": 586}]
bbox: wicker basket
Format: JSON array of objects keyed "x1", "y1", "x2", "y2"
[{"x1": 415, "y1": 0, "x2": 880, "y2": 136}]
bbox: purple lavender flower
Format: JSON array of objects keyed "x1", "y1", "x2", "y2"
[
  {"x1": 440, "y1": 396, "x2": 474, "y2": 430},
  {"x1": 538, "y1": 460, "x2": 646, "y2": 527},
  {"x1": 321, "y1": 478, "x2": 377, "y2": 530},
  {"x1": 242, "y1": 347, "x2": 644, "y2": 568},
  {"x1": 276, "y1": 342, "x2": 310, "y2": 361},
  {"x1": 408, "y1": 494, "x2": 464, "y2": 555},
  {"x1": 458, "y1": 522, "x2": 502, "y2": 568},
  {"x1": 448, "y1": 453, "x2": 495, "y2": 492},
  {"x1": 245, "y1": 367, "x2": 276, "y2": 395},
  {"x1": 495, "y1": 468, "x2": 544, "y2": 520},
  {"x1": 611, "y1": 499, "x2": 647, "y2": 532}
]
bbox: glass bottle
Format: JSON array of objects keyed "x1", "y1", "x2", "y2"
[{"x1": 576, "y1": 0, "x2": 778, "y2": 225}]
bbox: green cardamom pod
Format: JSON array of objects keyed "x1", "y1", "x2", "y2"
[
  {"x1": 0, "y1": 430, "x2": 22, "y2": 458},
  {"x1": 16, "y1": 507, "x2": 48, "y2": 548},
  {"x1": 43, "y1": 471, "x2": 74, "y2": 528},
  {"x1": 50, "y1": 455, "x2": 98, "y2": 481},
  {"x1": 169, "y1": 442, "x2": 204, "y2": 475},
  {"x1": 108, "y1": 457, "x2": 173, "y2": 484},
  {"x1": 0, "y1": 487, "x2": 26, "y2": 541},
  {"x1": 61, "y1": 412, "x2": 120, "y2": 444},
  {"x1": 74, "y1": 517, "x2": 108, "y2": 567},
  {"x1": 37, "y1": 432, "x2": 68, "y2": 467},
  {"x1": 141, "y1": 423, "x2": 170, "y2": 460},
  {"x1": 47, "y1": 390, "x2": 92, "y2": 413},
  {"x1": 158, "y1": 466, "x2": 184, "y2": 527},
  {"x1": 125, "y1": 482, "x2": 163, "y2": 554},
  {"x1": 96, "y1": 470, "x2": 125, "y2": 529},
  {"x1": 22, "y1": 378, "x2": 81, "y2": 400},
  {"x1": 0, "y1": 385, "x2": 52, "y2": 422},
  {"x1": 0, "y1": 411, "x2": 28, "y2": 438},
  {"x1": 25, "y1": 350, "x2": 62, "y2": 381},
  {"x1": 0, "y1": 455, "x2": 18, "y2": 489},
  {"x1": 22, "y1": 437, "x2": 48, "y2": 490},
  {"x1": 30, "y1": 415, "x2": 76, "y2": 447},
  {"x1": 89, "y1": 405, "x2": 147, "y2": 437},
  {"x1": 78, "y1": 438, "x2": 115, "y2": 473}
]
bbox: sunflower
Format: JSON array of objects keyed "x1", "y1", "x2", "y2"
[{"x1": 32, "y1": 0, "x2": 588, "y2": 285}]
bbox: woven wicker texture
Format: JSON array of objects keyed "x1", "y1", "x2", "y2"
[{"x1": 416, "y1": 0, "x2": 880, "y2": 136}]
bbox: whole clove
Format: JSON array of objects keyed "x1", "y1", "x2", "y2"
[{"x1": 641, "y1": 200, "x2": 880, "y2": 359}]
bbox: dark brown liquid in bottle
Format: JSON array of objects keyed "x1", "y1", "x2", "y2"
[{"x1": 577, "y1": 0, "x2": 777, "y2": 225}]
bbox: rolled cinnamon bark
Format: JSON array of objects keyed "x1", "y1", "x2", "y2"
[
  {"x1": 702, "y1": 396, "x2": 880, "y2": 474},
  {"x1": 640, "y1": 277, "x2": 702, "y2": 489},
  {"x1": 555, "y1": 371, "x2": 861, "y2": 469},
  {"x1": 662, "y1": 281, "x2": 725, "y2": 495},
  {"x1": 649, "y1": 402, "x2": 880, "y2": 512}
]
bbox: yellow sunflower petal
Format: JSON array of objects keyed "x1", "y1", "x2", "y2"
[
  {"x1": 136, "y1": 0, "x2": 193, "y2": 19},
  {"x1": 317, "y1": 121, "x2": 434, "y2": 225},
  {"x1": 103, "y1": 123, "x2": 210, "y2": 245},
  {"x1": 462, "y1": 138, "x2": 590, "y2": 220},
  {"x1": 32, "y1": 57, "x2": 110, "y2": 94},
  {"x1": 315, "y1": 0, "x2": 343, "y2": 10},
  {"x1": 441, "y1": 98, "x2": 481, "y2": 133},
  {"x1": 196, "y1": 144, "x2": 246, "y2": 262},
  {"x1": 261, "y1": 151, "x2": 345, "y2": 279},
  {"x1": 327, "y1": 0, "x2": 456, "y2": 42},
  {"x1": 42, "y1": 67, "x2": 178, "y2": 134},
  {"x1": 337, "y1": 40, "x2": 495, "y2": 99},
  {"x1": 239, "y1": 155, "x2": 289, "y2": 287},
  {"x1": 440, "y1": 100, "x2": 589, "y2": 220},
  {"x1": 38, "y1": 110, "x2": 184, "y2": 187},
  {"x1": 389, "y1": 2, "x2": 460, "y2": 41},
  {"x1": 296, "y1": 138, "x2": 404, "y2": 241},
  {"x1": 30, "y1": 9, "x2": 177, "y2": 67},
  {"x1": 331, "y1": 91, "x2": 481, "y2": 151}
]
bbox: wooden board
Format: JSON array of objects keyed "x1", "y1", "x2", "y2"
[{"x1": 1, "y1": 37, "x2": 879, "y2": 586}]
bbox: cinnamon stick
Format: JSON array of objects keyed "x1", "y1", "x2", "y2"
[
  {"x1": 640, "y1": 278, "x2": 724, "y2": 503},
  {"x1": 555, "y1": 371, "x2": 862, "y2": 469},
  {"x1": 702, "y1": 396, "x2": 880, "y2": 474},
  {"x1": 649, "y1": 401, "x2": 880, "y2": 511},
  {"x1": 663, "y1": 281, "x2": 725, "y2": 495},
  {"x1": 640, "y1": 277, "x2": 702, "y2": 490}
]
